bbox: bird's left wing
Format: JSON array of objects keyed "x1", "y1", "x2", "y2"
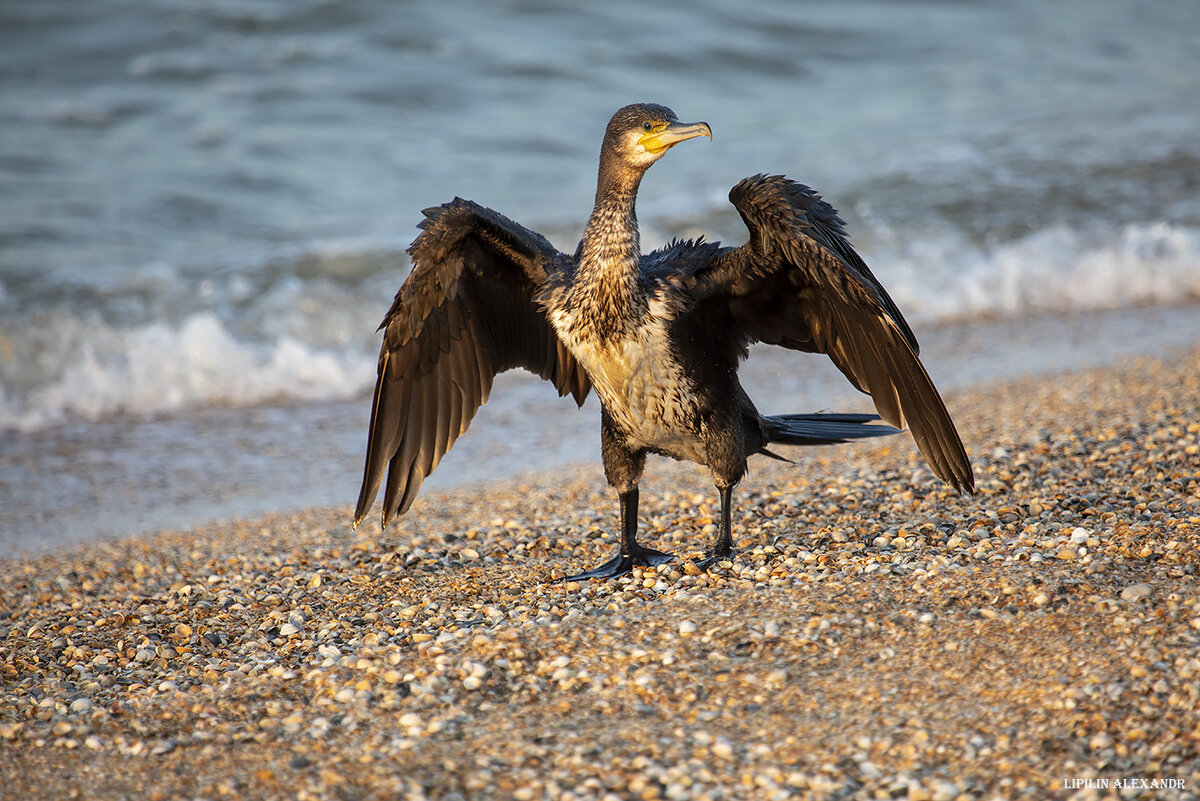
[
  {"x1": 354, "y1": 199, "x2": 591, "y2": 529},
  {"x1": 689, "y1": 175, "x2": 973, "y2": 493}
]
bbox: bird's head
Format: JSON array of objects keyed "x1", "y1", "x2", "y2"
[{"x1": 601, "y1": 103, "x2": 712, "y2": 171}]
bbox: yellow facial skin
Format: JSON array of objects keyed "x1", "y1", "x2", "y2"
[{"x1": 638, "y1": 120, "x2": 713, "y2": 154}]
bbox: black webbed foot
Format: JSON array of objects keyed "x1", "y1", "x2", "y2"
[
  {"x1": 691, "y1": 545, "x2": 734, "y2": 573},
  {"x1": 559, "y1": 544, "x2": 673, "y2": 582}
]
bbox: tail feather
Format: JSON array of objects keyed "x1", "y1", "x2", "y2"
[{"x1": 762, "y1": 412, "x2": 900, "y2": 447}]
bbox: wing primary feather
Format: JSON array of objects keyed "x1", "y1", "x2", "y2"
[
  {"x1": 353, "y1": 350, "x2": 392, "y2": 528},
  {"x1": 417, "y1": 374, "x2": 441, "y2": 479},
  {"x1": 432, "y1": 356, "x2": 454, "y2": 469},
  {"x1": 380, "y1": 377, "x2": 419, "y2": 529},
  {"x1": 388, "y1": 374, "x2": 427, "y2": 523}
]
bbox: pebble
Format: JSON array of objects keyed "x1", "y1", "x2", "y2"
[
  {"x1": 150, "y1": 739, "x2": 176, "y2": 756},
  {"x1": 710, "y1": 740, "x2": 734, "y2": 760},
  {"x1": 1120, "y1": 582, "x2": 1152, "y2": 602},
  {"x1": 931, "y1": 781, "x2": 960, "y2": 801}
]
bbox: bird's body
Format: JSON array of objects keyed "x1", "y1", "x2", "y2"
[
  {"x1": 355, "y1": 103, "x2": 974, "y2": 579},
  {"x1": 559, "y1": 312, "x2": 709, "y2": 464},
  {"x1": 547, "y1": 249, "x2": 717, "y2": 466}
]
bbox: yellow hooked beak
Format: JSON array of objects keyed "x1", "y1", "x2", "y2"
[{"x1": 638, "y1": 120, "x2": 713, "y2": 154}]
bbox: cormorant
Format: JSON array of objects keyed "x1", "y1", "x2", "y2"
[{"x1": 354, "y1": 103, "x2": 974, "y2": 580}]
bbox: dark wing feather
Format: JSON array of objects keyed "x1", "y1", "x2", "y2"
[
  {"x1": 693, "y1": 175, "x2": 974, "y2": 493},
  {"x1": 354, "y1": 198, "x2": 592, "y2": 528}
]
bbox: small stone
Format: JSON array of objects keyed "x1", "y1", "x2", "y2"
[
  {"x1": 134, "y1": 648, "x2": 155, "y2": 663},
  {"x1": 678, "y1": 620, "x2": 697, "y2": 636},
  {"x1": 665, "y1": 782, "x2": 692, "y2": 800},
  {"x1": 279, "y1": 622, "x2": 300, "y2": 636},
  {"x1": 1120, "y1": 583, "x2": 1152, "y2": 602},
  {"x1": 930, "y1": 781, "x2": 960, "y2": 801},
  {"x1": 463, "y1": 675, "x2": 482, "y2": 691},
  {"x1": 150, "y1": 739, "x2": 176, "y2": 756},
  {"x1": 710, "y1": 740, "x2": 734, "y2": 760},
  {"x1": 69, "y1": 697, "x2": 93, "y2": 714}
]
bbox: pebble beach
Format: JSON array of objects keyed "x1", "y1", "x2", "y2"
[{"x1": 3, "y1": 346, "x2": 1199, "y2": 801}]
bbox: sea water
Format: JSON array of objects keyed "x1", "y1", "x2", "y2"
[{"x1": 2, "y1": 0, "x2": 1198, "y2": 550}]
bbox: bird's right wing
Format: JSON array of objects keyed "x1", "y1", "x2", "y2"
[{"x1": 354, "y1": 199, "x2": 591, "y2": 529}]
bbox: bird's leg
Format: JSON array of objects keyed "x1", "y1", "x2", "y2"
[
  {"x1": 693, "y1": 484, "x2": 735, "y2": 571},
  {"x1": 559, "y1": 487, "x2": 672, "y2": 582},
  {"x1": 559, "y1": 413, "x2": 672, "y2": 582},
  {"x1": 694, "y1": 409, "x2": 746, "y2": 572}
]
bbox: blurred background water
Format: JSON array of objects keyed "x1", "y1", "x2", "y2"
[{"x1": 2, "y1": 0, "x2": 1199, "y2": 551}]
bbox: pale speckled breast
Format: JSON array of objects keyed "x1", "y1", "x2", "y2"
[{"x1": 554, "y1": 311, "x2": 707, "y2": 463}]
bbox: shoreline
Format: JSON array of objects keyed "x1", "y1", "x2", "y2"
[
  {"x1": 4, "y1": 301, "x2": 1200, "y2": 557},
  {"x1": 2, "y1": 347, "x2": 1199, "y2": 798}
]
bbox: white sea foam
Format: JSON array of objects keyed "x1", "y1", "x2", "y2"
[
  {"x1": 0, "y1": 312, "x2": 376, "y2": 432},
  {"x1": 873, "y1": 221, "x2": 1200, "y2": 323}
]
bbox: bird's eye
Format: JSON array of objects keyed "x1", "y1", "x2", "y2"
[{"x1": 642, "y1": 121, "x2": 654, "y2": 132}]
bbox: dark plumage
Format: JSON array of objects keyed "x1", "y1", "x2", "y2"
[{"x1": 354, "y1": 103, "x2": 974, "y2": 580}]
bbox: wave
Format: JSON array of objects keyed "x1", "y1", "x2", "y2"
[
  {"x1": 0, "y1": 311, "x2": 377, "y2": 432},
  {"x1": 2, "y1": 219, "x2": 1198, "y2": 432},
  {"x1": 868, "y1": 219, "x2": 1200, "y2": 322}
]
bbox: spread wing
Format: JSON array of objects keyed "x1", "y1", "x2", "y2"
[
  {"x1": 692, "y1": 174, "x2": 973, "y2": 492},
  {"x1": 354, "y1": 198, "x2": 592, "y2": 529}
]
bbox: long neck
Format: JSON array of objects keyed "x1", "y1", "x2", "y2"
[
  {"x1": 572, "y1": 152, "x2": 647, "y2": 335},
  {"x1": 581, "y1": 156, "x2": 643, "y2": 271}
]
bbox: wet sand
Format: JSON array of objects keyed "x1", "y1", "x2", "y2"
[{"x1": 2, "y1": 348, "x2": 1199, "y2": 800}]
